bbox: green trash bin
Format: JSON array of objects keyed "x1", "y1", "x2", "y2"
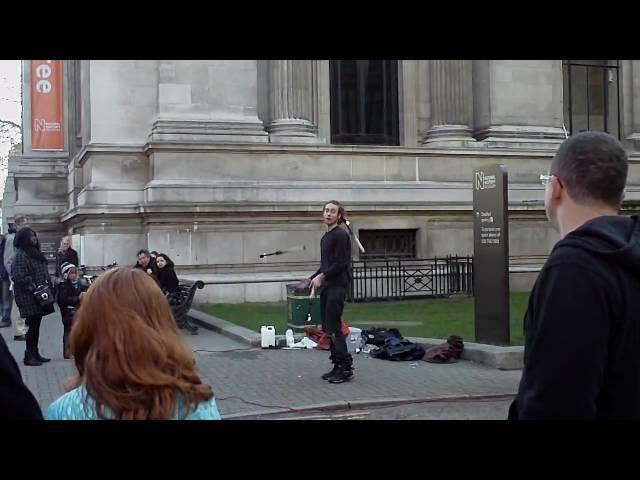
[{"x1": 286, "y1": 283, "x2": 321, "y2": 331}]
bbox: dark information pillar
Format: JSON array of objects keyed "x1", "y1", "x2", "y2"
[{"x1": 473, "y1": 164, "x2": 510, "y2": 345}]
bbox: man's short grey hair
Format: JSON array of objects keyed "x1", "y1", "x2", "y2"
[{"x1": 551, "y1": 131, "x2": 628, "y2": 208}]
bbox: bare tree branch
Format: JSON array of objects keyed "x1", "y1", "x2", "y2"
[
  {"x1": 0, "y1": 119, "x2": 22, "y2": 153},
  {"x1": 0, "y1": 119, "x2": 21, "y2": 131}
]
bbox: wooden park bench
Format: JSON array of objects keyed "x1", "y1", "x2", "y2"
[{"x1": 167, "y1": 279, "x2": 204, "y2": 335}]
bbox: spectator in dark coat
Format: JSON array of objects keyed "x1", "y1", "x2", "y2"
[
  {"x1": 11, "y1": 227, "x2": 54, "y2": 366},
  {"x1": 55, "y1": 236, "x2": 79, "y2": 279},
  {"x1": 155, "y1": 253, "x2": 180, "y2": 294},
  {"x1": 134, "y1": 249, "x2": 159, "y2": 284},
  {"x1": 0, "y1": 334, "x2": 43, "y2": 419}
]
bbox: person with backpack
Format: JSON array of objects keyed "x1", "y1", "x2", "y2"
[
  {"x1": 2, "y1": 216, "x2": 30, "y2": 340},
  {"x1": 0, "y1": 226, "x2": 16, "y2": 329}
]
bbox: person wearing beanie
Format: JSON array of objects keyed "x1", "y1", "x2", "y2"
[{"x1": 57, "y1": 263, "x2": 88, "y2": 359}]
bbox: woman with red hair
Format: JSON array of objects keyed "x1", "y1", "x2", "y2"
[{"x1": 46, "y1": 267, "x2": 220, "y2": 420}]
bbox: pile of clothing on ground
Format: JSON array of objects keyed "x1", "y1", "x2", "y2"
[
  {"x1": 356, "y1": 328, "x2": 465, "y2": 364},
  {"x1": 304, "y1": 320, "x2": 351, "y2": 350},
  {"x1": 421, "y1": 335, "x2": 464, "y2": 364},
  {"x1": 301, "y1": 321, "x2": 464, "y2": 364}
]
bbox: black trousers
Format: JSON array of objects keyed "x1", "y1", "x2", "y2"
[
  {"x1": 320, "y1": 285, "x2": 352, "y2": 366},
  {"x1": 61, "y1": 310, "x2": 74, "y2": 333},
  {"x1": 25, "y1": 314, "x2": 43, "y2": 353}
]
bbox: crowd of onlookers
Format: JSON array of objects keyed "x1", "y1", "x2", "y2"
[{"x1": 0, "y1": 217, "x2": 220, "y2": 420}]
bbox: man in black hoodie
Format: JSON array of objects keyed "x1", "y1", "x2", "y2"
[{"x1": 509, "y1": 131, "x2": 639, "y2": 420}]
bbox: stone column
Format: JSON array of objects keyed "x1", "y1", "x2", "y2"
[
  {"x1": 268, "y1": 60, "x2": 318, "y2": 143},
  {"x1": 621, "y1": 61, "x2": 640, "y2": 196},
  {"x1": 624, "y1": 60, "x2": 640, "y2": 150},
  {"x1": 400, "y1": 60, "x2": 419, "y2": 147},
  {"x1": 422, "y1": 60, "x2": 474, "y2": 144}
]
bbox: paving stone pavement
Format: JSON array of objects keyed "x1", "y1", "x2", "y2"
[
  {"x1": 201, "y1": 348, "x2": 522, "y2": 418},
  {"x1": 0, "y1": 308, "x2": 523, "y2": 419},
  {"x1": 240, "y1": 399, "x2": 515, "y2": 420},
  {"x1": 0, "y1": 307, "x2": 246, "y2": 415}
]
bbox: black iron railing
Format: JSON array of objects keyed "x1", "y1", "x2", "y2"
[{"x1": 348, "y1": 255, "x2": 473, "y2": 302}]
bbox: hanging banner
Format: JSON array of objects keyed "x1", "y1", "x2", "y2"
[{"x1": 31, "y1": 60, "x2": 64, "y2": 151}]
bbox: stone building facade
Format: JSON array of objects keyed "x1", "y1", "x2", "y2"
[{"x1": 4, "y1": 60, "x2": 640, "y2": 301}]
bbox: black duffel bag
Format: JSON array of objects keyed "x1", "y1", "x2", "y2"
[
  {"x1": 361, "y1": 327, "x2": 404, "y2": 347},
  {"x1": 369, "y1": 336, "x2": 426, "y2": 361}
]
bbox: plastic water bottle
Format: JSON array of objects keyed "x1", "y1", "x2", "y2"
[
  {"x1": 286, "y1": 329, "x2": 295, "y2": 347},
  {"x1": 348, "y1": 327, "x2": 362, "y2": 353},
  {"x1": 355, "y1": 332, "x2": 366, "y2": 354}
]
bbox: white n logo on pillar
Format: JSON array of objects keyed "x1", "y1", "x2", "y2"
[{"x1": 34, "y1": 118, "x2": 46, "y2": 131}]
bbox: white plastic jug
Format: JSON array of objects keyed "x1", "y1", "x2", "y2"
[{"x1": 261, "y1": 326, "x2": 276, "y2": 348}]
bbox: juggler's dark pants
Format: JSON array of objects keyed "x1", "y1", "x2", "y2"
[{"x1": 320, "y1": 285, "x2": 351, "y2": 366}]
